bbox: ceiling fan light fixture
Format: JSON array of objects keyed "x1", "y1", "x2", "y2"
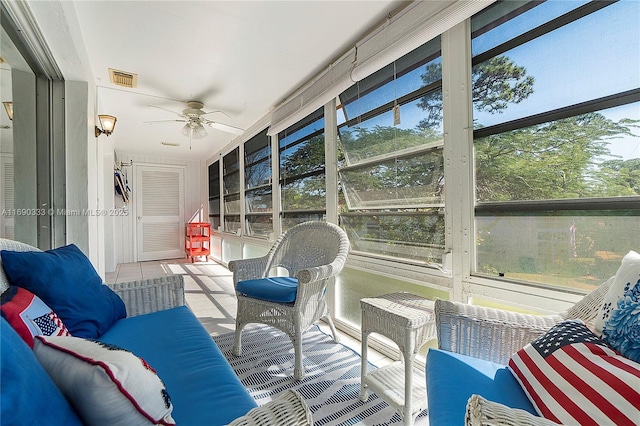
[
  {"x1": 148, "y1": 100, "x2": 243, "y2": 138},
  {"x1": 192, "y1": 122, "x2": 207, "y2": 139}
]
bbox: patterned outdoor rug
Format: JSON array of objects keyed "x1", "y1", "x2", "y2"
[{"x1": 213, "y1": 324, "x2": 429, "y2": 425}]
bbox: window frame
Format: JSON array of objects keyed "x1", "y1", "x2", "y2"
[
  {"x1": 243, "y1": 128, "x2": 273, "y2": 239},
  {"x1": 470, "y1": 0, "x2": 640, "y2": 290}
]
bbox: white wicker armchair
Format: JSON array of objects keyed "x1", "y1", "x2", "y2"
[
  {"x1": 228, "y1": 221, "x2": 350, "y2": 380},
  {"x1": 0, "y1": 238, "x2": 313, "y2": 426},
  {"x1": 434, "y1": 277, "x2": 614, "y2": 426}
]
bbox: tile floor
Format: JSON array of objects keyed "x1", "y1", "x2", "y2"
[{"x1": 105, "y1": 257, "x2": 392, "y2": 367}]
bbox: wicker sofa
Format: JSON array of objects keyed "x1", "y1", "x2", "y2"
[
  {"x1": 0, "y1": 238, "x2": 312, "y2": 426},
  {"x1": 426, "y1": 277, "x2": 618, "y2": 426}
]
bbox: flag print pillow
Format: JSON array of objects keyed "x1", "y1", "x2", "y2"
[
  {"x1": 508, "y1": 320, "x2": 640, "y2": 426},
  {"x1": 1, "y1": 286, "x2": 70, "y2": 347},
  {"x1": 34, "y1": 336, "x2": 175, "y2": 426}
]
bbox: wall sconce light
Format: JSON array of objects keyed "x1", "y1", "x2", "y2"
[
  {"x1": 3, "y1": 102, "x2": 13, "y2": 120},
  {"x1": 95, "y1": 114, "x2": 117, "y2": 137}
]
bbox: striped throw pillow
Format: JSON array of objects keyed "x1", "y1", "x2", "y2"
[{"x1": 508, "y1": 320, "x2": 640, "y2": 426}]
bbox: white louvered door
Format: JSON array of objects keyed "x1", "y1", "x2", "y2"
[
  {"x1": 135, "y1": 165, "x2": 185, "y2": 261},
  {"x1": 0, "y1": 155, "x2": 14, "y2": 239}
]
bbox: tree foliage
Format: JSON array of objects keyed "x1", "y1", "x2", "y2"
[
  {"x1": 475, "y1": 113, "x2": 640, "y2": 201},
  {"x1": 417, "y1": 56, "x2": 535, "y2": 130}
]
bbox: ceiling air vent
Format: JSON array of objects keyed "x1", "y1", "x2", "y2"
[{"x1": 109, "y1": 68, "x2": 137, "y2": 88}]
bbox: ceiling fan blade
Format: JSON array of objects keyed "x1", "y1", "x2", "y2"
[
  {"x1": 200, "y1": 110, "x2": 231, "y2": 118},
  {"x1": 148, "y1": 105, "x2": 183, "y2": 115},
  {"x1": 207, "y1": 121, "x2": 244, "y2": 135},
  {"x1": 144, "y1": 119, "x2": 188, "y2": 124}
]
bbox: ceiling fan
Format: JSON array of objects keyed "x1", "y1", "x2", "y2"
[{"x1": 145, "y1": 101, "x2": 244, "y2": 141}]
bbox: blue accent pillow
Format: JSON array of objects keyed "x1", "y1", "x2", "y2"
[
  {"x1": 602, "y1": 276, "x2": 640, "y2": 363},
  {"x1": 0, "y1": 317, "x2": 83, "y2": 426},
  {"x1": 236, "y1": 277, "x2": 299, "y2": 303},
  {"x1": 597, "y1": 250, "x2": 640, "y2": 363},
  {"x1": 1, "y1": 244, "x2": 126, "y2": 339}
]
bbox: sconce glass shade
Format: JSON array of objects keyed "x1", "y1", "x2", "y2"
[
  {"x1": 95, "y1": 114, "x2": 117, "y2": 137},
  {"x1": 3, "y1": 102, "x2": 13, "y2": 120}
]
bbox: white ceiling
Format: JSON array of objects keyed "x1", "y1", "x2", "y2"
[{"x1": 62, "y1": 1, "x2": 407, "y2": 160}]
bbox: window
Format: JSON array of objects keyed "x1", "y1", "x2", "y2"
[
  {"x1": 223, "y1": 148, "x2": 241, "y2": 234},
  {"x1": 471, "y1": 0, "x2": 640, "y2": 289},
  {"x1": 337, "y1": 37, "x2": 445, "y2": 264},
  {"x1": 208, "y1": 160, "x2": 220, "y2": 230},
  {"x1": 278, "y1": 108, "x2": 326, "y2": 230},
  {"x1": 244, "y1": 129, "x2": 272, "y2": 238}
]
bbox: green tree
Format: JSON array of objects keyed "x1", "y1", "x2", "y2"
[
  {"x1": 593, "y1": 157, "x2": 640, "y2": 196},
  {"x1": 417, "y1": 56, "x2": 535, "y2": 130},
  {"x1": 281, "y1": 135, "x2": 326, "y2": 210},
  {"x1": 475, "y1": 113, "x2": 639, "y2": 201}
]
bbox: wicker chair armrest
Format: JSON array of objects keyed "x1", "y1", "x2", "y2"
[
  {"x1": 107, "y1": 275, "x2": 185, "y2": 317},
  {"x1": 465, "y1": 394, "x2": 560, "y2": 426},
  {"x1": 296, "y1": 256, "x2": 346, "y2": 284},
  {"x1": 229, "y1": 257, "x2": 269, "y2": 285},
  {"x1": 228, "y1": 389, "x2": 313, "y2": 426},
  {"x1": 435, "y1": 299, "x2": 562, "y2": 364}
]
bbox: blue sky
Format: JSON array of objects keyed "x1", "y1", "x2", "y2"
[
  {"x1": 338, "y1": 1, "x2": 639, "y2": 162},
  {"x1": 472, "y1": 0, "x2": 640, "y2": 161}
]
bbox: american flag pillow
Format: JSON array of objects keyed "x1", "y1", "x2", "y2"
[
  {"x1": 0, "y1": 286, "x2": 70, "y2": 347},
  {"x1": 508, "y1": 320, "x2": 640, "y2": 426}
]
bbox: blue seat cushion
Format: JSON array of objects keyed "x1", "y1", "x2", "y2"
[
  {"x1": 99, "y1": 306, "x2": 257, "y2": 425},
  {"x1": 426, "y1": 348, "x2": 537, "y2": 426},
  {"x1": 0, "y1": 318, "x2": 83, "y2": 426},
  {"x1": 236, "y1": 277, "x2": 298, "y2": 303}
]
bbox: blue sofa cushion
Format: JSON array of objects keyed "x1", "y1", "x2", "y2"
[
  {"x1": 426, "y1": 348, "x2": 537, "y2": 426},
  {"x1": 0, "y1": 318, "x2": 83, "y2": 426},
  {"x1": 99, "y1": 306, "x2": 258, "y2": 425},
  {"x1": 1, "y1": 244, "x2": 126, "y2": 339},
  {"x1": 236, "y1": 277, "x2": 298, "y2": 303}
]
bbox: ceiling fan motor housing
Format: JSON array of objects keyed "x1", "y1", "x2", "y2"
[{"x1": 183, "y1": 101, "x2": 206, "y2": 118}]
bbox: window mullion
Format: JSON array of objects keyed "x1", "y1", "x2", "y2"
[
  {"x1": 442, "y1": 20, "x2": 474, "y2": 302},
  {"x1": 325, "y1": 99, "x2": 339, "y2": 225}
]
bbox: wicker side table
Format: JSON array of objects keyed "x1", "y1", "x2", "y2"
[{"x1": 360, "y1": 292, "x2": 436, "y2": 425}]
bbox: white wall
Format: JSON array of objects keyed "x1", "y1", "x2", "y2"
[{"x1": 64, "y1": 81, "x2": 89, "y2": 253}]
